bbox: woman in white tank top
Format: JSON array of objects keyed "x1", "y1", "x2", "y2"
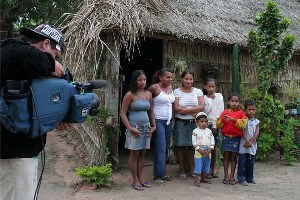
[{"x1": 148, "y1": 68, "x2": 175, "y2": 186}]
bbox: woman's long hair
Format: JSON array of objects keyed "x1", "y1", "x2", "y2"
[
  {"x1": 203, "y1": 78, "x2": 217, "y2": 95},
  {"x1": 128, "y1": 70, "x2": 146, "y2": 93}
]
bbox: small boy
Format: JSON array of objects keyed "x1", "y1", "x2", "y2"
[
  {"x1": 237, "y1": 99, "x2": 260, "y2": 186},
  {"x1": 192, "y1": 112, "x2": 215, "y2": 187}
]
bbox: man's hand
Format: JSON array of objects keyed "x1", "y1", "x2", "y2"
[
  {"x1": 51, "y1": 60, "x2": 65, "y2": 77},
  {"x1": 56, "y1": 123, "x2": 72, "y2": 131}
]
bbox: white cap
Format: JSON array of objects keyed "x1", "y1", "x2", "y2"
[{"x1": 195, "y1": 112, "x2": 207, "y2": 119}]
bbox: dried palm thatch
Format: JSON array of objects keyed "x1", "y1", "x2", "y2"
[
  {"x1": 61, "y1": 0, "x2": 299, "y2": 79},
  {"x1": 60, "y1": 0, "x2": 170, "y2": 81}
]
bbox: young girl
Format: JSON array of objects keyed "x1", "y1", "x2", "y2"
[
  {"x1": 120, "y1": 70, "x2": 156, "y2": 190},
  {"x1": 237, "y1": 99, "x2": 260, "y2": 186},
  {"x1": 203, "y1": 78, "x2": 224, "y2": 179},
  {"x1": 148, "y1": 68, "x2": 175, "y2": 186},
  {"x1": 173, "y1": 70, "x2": 205, "y2": 180},
  {"x1": 216, "y1": 93, "x2": 247, "y2": 185},
  {"x1": 192, "y1": 112, "x2": 215, "y2": 187}
]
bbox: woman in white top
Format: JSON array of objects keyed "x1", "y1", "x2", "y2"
[
  {"x1": 148, "y1": 68, "x2": 175, "y2": 186},
  {"x1": 173, "y1": 69, "x2": 205, "y2": 180}
]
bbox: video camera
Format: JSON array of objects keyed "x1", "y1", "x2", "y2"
[{"x1": 0, "y1": 76, "x2": 107, "y2": 138}]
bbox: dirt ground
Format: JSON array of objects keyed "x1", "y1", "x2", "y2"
[{"x1": 38, "y1": 132, "x2": 300, "y2": 200}]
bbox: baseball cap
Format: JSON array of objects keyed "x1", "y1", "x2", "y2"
[
  {"x1": 195, "y1": 112, "x2": 207, "y2": 120},
  {"x1": 20, "y1": 24, "x2": 66, "y2": 53}
]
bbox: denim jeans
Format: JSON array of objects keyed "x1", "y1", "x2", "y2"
[
  {"x1": 237, "y1": 153, "x2": 255, "y2": 182},
  {"x1": 207, "y1": 124, "x2": 220, "y2": 146},
  {"x1": 153, "y1": 119, "x2": 172, "y2": 177}
]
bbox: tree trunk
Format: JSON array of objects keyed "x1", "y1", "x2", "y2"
[{"x1": 105, "y1": 32, "x2": 120, "y2": 167}]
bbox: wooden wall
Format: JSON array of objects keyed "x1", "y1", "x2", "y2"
[{"x1": 166, "y1": 40, "x2": 300, "y2": 103}]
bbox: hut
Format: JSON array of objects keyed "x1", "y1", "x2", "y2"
[{"x1": 61, "y1": 0, "x2": 300, "y2": 165}]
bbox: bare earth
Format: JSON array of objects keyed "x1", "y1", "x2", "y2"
[{"x1": 38, "y1": 132, "x2": 300, "y2": 200}]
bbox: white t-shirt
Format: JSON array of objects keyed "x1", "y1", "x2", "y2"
[
  {"x1": 204, "y1": 93, "x2": 224, "y2": 128},
  {"x1": 174, "y1": 87, "x2": 203, "y2": 119}
]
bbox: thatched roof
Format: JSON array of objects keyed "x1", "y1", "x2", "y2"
[
  {"x1": 141, "y1": 0, "x2": 300, "y2": 50},
  {"x1": 61, "y1": 0, "x2": 300, "y2": 79}
]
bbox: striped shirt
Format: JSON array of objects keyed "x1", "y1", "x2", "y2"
[{"x1": 174, "y1": 87, "x2": 203, "y2": 119}]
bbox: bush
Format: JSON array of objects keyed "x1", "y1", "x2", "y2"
[{"x1": 75, "y1": 163, "x2": 113, "y2": 188}]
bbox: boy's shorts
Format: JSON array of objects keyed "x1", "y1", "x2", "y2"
[{"x1": 194, "y1": 156, "x2": 211, "y2": 174}]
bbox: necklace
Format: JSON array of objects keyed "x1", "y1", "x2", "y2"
[{"x1": 159, "y1": 82, "x2": 170, "y2": 94}]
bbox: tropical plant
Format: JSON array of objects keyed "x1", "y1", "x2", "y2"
[
  {"x1": 167, "y1": 56, "x2": 193, "y2": 88},
  {"x1": 248, "y1": 0, "x2": 296, "y2": 94},
  {"x1": 248, "y1": 0, "x2": 297, "y2": 162},
  {"x1": 278, "y1": 118, "x2": 299, "y2": 164},
  {"x1": 75, "y1": 163, "x2": 113, "y2": 188}
]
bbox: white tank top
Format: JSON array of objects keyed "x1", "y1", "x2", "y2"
[{"x1": 153, "y1": 84, "x2": 175, "y2": 125}]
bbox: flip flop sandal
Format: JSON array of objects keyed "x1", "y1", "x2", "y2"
[
  {"x1": 205, "y1": 173, "x2": 212, "y2": 179},
  {"x1": 223, "y1": 179, "x2": 229, "y2": 185},
  {"x1": 153, "y1": 179, "x2": 164, "y2": 186},
  {"x1": 201, "y1": 179, "x2": 212, "y2": 184},
  {"x1": 162, "y1": 176, "x2": 172, "y2": 181},
  {"x1": 141, "y1": 182, "x2": 151, "y2": 187},
  {"x1": 131, "y1": 183, "x2": 144, "y2": 191},
  {"x1": 194, "y1": 182, "x2": 201, "y2": 187},
  {"x1": 212, "y1": 173, "x2": 219, "y2": 178},
  {"x1": 179, "y1": 173, "x2": 187, "y2": 180},
  {"x1": 229, "y1": 179, "x2": 237, "y2": 185}
]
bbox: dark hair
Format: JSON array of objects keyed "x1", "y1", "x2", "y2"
[
  {"x1": 128, "y1": 70, "x2": 146, "y2": 93},
  {"x1": 228, "y1": 92, "x2": 240, "y2": 101},
  {"x1": 203, "y1": 78, "x2": 217, "y2": 95},
  {"x1": 151, "y1": 70, "x2": 160, "y2": 84},
  {"x1": 244, "y1": 99, "x2": 256, "y2": 109},
  {"x1": 27, "y1": 36, "x2": 59, "y2": 52},
  {"x1": 26, "y1": 35, "x2": 48, "y2": 44},
  {"x1": 180, "y1": 69, "x2": 194, "y2": 78},
  {"x1": 195, "y1": 114, "x2": 207, "y2": 121},
  {"x1": 159, "y1": 68, "x2": 172, "y2": 78}
]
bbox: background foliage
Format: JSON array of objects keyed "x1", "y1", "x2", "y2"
[
  {"x1": 0, "y1": 0, "x2": 82, "y2": 37},
  {"x1": 248, "y1": 0, "x2": 297, "y2": 164}
]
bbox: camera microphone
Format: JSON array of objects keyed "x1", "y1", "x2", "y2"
[
  {"x1": 88, "y1": 80, "x2": 107, "y2": 89},
  {"x1": 82, "y1": 80, "x2": 107, "y2": 92}
]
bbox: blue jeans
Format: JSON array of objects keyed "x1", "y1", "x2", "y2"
[
  {"x1": 153, "y1": 119, "x2": 172, "y2": 177},
  {"x1": 237, "y1": 153, "x2": 255, "y2": 182},
  {"x1": 207, "y1": 124, "x2": 220, "y2": 146}
]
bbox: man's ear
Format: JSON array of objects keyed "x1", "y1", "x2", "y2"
[{"x1": 42, "y1": 39, "x2": 51, "y2": 50}]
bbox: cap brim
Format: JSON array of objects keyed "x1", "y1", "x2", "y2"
[
  {"x1": 20, "y1": 27, "x2": 65, "y2": 53},
  {"x1": 20, "y1": 27, "x2": 50, "y2": 40}
]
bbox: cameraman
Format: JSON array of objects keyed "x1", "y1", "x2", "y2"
[{"x1": 0, "y1": 24, "x2": 70, "y2": 200}]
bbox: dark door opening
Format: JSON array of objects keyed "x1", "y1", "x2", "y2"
[{"x1": 119, "y1": 37, "x2": 163, "y2": 151}]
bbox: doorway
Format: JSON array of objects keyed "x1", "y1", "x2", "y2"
[{"x1": 118, "y1": 37, "x2": 163, "y2": 152}]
